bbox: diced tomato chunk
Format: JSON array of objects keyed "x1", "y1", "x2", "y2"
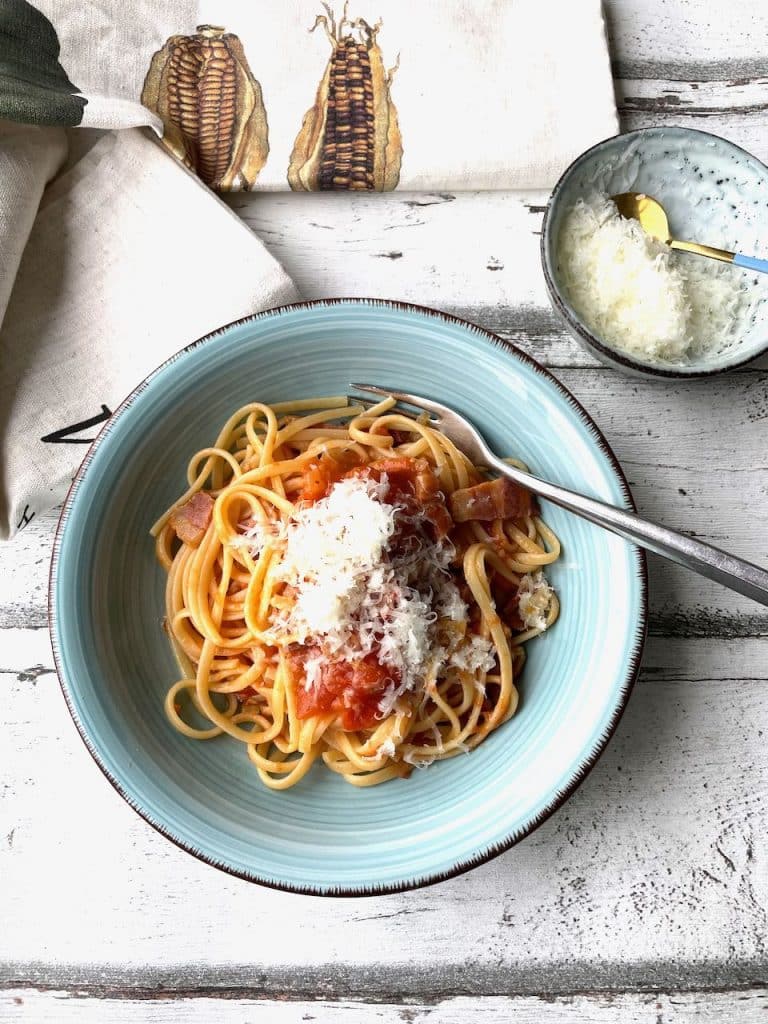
[
  {"x1": 289, "y1": 648, "x2": 393, "y2": 731},
  {"x1": 235, "y1": 684, "x2": 258, "y2": 702},
  {"x1": 346, "y1": 457, "x2": 453, "y2": 539},
  {"x1": 369, "y1": 456, "x2": 418, "y2": 476},
  {"x1": 300, "y1": 449, "x2": 363, "y2": 501}
]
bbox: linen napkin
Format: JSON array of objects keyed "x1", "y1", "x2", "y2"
[
  {"x1": 6, "y1": 0, "x2": 618, "y2": 192},
  {"x1": 0, "y1": 125, "x2": 299, "y2": 538}
]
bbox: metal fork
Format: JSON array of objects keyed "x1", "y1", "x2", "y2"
[{"x1": 351, "y1": 383, "x2": 768, "y2": 607}]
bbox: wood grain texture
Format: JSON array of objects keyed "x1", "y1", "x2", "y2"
[
  {"x1": 619, "y1": 78, "x2": 768, "y2": 164},
  {"x1": 2, "y1": 990, "x2": 768, "y2": 1023},
  {"x1": 605, "y1": 0, "x2": 768, "y2": 80},
  {"x1": 2, "y1": 631, "x2": 766, "y2": 991}
]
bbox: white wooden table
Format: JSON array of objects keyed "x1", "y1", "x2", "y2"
[{"x1": 3, "y1": 2, "x2": 768, "y2": 1021}]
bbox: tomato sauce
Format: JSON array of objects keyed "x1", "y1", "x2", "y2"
[{"x1": 289, "y1": 647, "x2": 394, "y2": 730}]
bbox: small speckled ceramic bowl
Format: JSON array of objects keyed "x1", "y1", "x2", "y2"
[{"x1": 541, "y1": 126, "x2": 768, "y2": 378}]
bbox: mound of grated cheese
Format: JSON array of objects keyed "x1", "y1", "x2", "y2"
[
  {"x1": 280, "y1": 475, "x2": 394, "y2": 640},
  {"x1": 256, "y1": 475, "x2": 497, "y2": 718},
  {"x1": 557, "y1": 193, "x2": 756, "y2": 363}
]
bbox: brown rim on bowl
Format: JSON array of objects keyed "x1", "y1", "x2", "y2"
[
  {"x1": 48, "y1": 297, "x2": 649, "y2": 896},
  {"x1": 541, "y1": 125, "x2": 768, "y2": 379}
]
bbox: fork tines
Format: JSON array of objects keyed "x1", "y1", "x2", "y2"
[{"x1": 348, "y1": 384, "x2": 440, "y2": 423}]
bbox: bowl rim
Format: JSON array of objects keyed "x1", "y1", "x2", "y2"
[
  {"x1": 541, "y1": 124, "x2": 768, "y2": 379},
  {"x1": 48, "y1": 297, "x2": 649, "y2": 896}
]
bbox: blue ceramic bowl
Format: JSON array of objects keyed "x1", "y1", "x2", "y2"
[
  {"x1": 542, "y1": 126, "x2": 768, "y2": 378},
  {"x1": 50, "y1": 300, "x2": 647, "y2": 894}
]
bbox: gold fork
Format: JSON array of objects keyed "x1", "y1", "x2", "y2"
[{"x1": 352, "y1": 383, "x2": 768, "y2": 607}]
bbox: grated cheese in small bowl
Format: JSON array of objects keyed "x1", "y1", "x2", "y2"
[{"x1": 555, "y1": 192, "x2": 763, "y2": 368}]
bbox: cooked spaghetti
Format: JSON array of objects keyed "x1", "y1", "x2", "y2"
[{"x1": 151, "y1": 395, "x2": 560, "y2": 789}]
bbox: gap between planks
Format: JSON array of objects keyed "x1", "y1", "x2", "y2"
[
  {"x1": 2, "y1": 977, "x2": 768, "y2": 1005},
  {"x1": 2, "y1": 988, "x2": 768, "y2": 1023}
]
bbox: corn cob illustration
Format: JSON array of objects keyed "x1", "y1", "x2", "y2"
[
  {"x1": 141, "y1": 24, "x2": 268, "y2": 191},
  {"x1": 288, "y1": 3, "x2": 402, "y2": 191}
]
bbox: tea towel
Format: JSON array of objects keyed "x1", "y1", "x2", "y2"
[{"x1": 0, "y1": 125, "x2": 299, "y2": 538}]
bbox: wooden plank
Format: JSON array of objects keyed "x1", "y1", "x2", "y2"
[
  {"x1": 226, "y1": 189, "x2": 768, "y2": 373},
  {"x1": 606, "y1": 0, "x2": 768, "y2": 80},
  {"x1": 0, "y1": 510, "x2": 55, "y2": 629},
  {"x1": 224, "y1": 191, "x2": 564, "y2": 362},
  {"x1": 556, "y1": 369, "x2": 768, "y2": 636},
  {"x1": 618, "y1": 78, "x2": 768, "y2": 163},
  {"x1": 618, "y1": 78, "x2": 768, "y2": 120},
  {"x1": 2, "y1": 633, "x2": 766, "y2": 990},
  {"x1": 2, "y1": 989, "x2": 768, "y2": 1023}
]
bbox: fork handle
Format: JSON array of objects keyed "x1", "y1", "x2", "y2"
[{"x1": 488, "y1": 454, "x2": 768, "y2": 607}]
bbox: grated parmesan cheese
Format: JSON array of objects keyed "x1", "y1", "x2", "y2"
[
  {"x1": 517, "y1": 570, "x2": 554, "y2": 632},
  {"x1": 301, "y1": 650, "x2": 324, "y2": 693},
  {"x1": 231, "y1": 518, "x2": 284, "y2": 554},
  {"x1": 447, "y1": 633, "x2": 496, "y2": 674},
  {"x1": 266, "y1": 476, "x2": 450, "y2": 707},
  {"x1": 281, "y1": 475, "x2": 395, "y2": 639},
  {"x1": 376, "y1": 738, "x2": 397, "y2": 759},
  {"x1": 557, "y1": 193, "x2": 760, "y2": 364},
  {"x1": 435, "y1": 584, "x2": 467, "y2": 622}
]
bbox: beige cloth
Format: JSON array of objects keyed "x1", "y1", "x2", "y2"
[{"x1": 0, "y1": 126, "x2": 299, "y2": 538}]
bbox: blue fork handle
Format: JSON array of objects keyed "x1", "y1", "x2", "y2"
[
  {"x1": 672, "y1": 240, "x2": 768, "y2": 274},
  {"x1": 734, "y1": 252, "x2": 768, "y2": 274}
]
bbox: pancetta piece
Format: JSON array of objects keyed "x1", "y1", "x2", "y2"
[
  {"x1": 449, "y1": 477, "x2": 535, "y2": 523},
  {"x1": 170, "y1": 491, "x2": 214, "y2": 545}
]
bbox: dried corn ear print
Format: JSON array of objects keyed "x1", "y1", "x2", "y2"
[
  {"x1": 288, "y1": 3, "x2": 402, "y2": 191},
  {"x1": 141, "y1": 24, "x2": 268, "y2": 191}
]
